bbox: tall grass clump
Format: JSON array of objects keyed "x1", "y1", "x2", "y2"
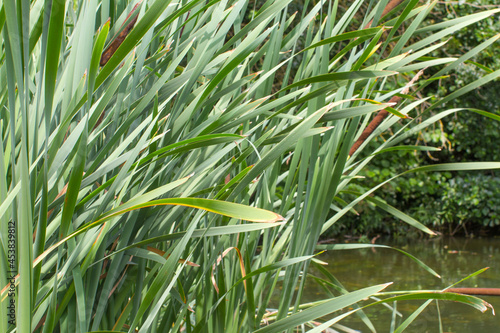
[{"x1": 1, "y1": 0, "x2": 499, "y2": 331}]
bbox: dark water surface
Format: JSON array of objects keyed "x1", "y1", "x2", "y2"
[{"x1": 304, "y1": 237, "x2": 500, "y2": 332}]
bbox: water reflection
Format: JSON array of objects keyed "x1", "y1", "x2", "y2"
[{"x1": 305, "y1": 237, "x2": 500, "y2": 332}]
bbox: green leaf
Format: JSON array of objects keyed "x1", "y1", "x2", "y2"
[
  {"x1": 278, "y1": 71, "x2": 397, "y2": 93},
  {"x1": 254, "y1": 283, "x2": 391, "y2": 333},
  {"x1": 316, "y1": 243, "x2": 440, "y2": 277}
]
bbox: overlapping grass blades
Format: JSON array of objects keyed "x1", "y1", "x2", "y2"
[{"x1": 0, "y1": 0, "x2": 499, "y2": 331}]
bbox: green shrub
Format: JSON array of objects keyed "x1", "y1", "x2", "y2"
[
  {"x1": 439, "y1": 174, "x2": 500, "y2": 228},
  {"x1": 342, "y1": 0, "x2": 500, "y2": 237}
]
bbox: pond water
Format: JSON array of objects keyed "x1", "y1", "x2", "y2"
[{"x1": 303, "y1": 237, "x2": 500, "y2": 332}]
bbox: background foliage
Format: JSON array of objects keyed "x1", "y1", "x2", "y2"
[{"x1": 337, "y1": 0, "x2": 500, "y2": 238}]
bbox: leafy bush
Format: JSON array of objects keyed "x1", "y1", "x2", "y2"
[
  {"x1": 343, "y1": 1, "x2": 500, "y2": 237},
  {"x1": 439, "y1": 174, "x2": 500, "y2": 229}
]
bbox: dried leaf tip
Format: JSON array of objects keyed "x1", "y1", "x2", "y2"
[{"x1": 274, "y1": 214, "x2": 286, "y2": 223}]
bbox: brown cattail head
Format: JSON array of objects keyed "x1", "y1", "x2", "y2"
[
  {"x1": 100, "y1": 3, "x2": 142, "y2": 66},
  {"x1": 349, "y1": 69, "x2": 425, "y2": 156}
]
